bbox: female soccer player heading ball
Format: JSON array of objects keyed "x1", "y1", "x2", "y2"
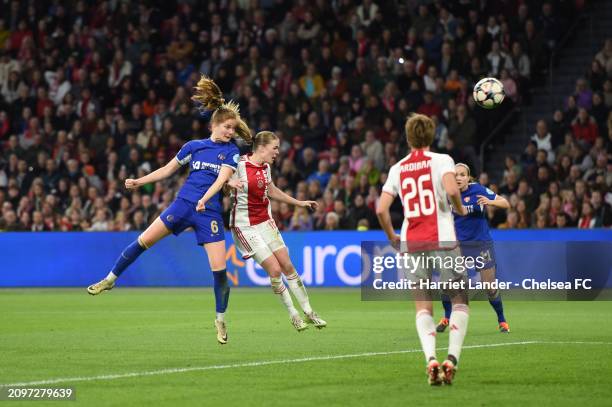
[
  {"x1": 87, "y1": 76, "x2": 251, "y2": 345},
  {"x1": 436, "y1": 163, "x2": 511, "y2": 333},
  {"x1": 376, "y1": 114, "x2": 469, "y2": 385},
  {"x1": 206, "y1": 131, "x2": 326, "y2": 331}
]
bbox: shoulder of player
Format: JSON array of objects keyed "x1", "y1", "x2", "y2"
[
  {"x1": 462, "y1": 182, "x2": 476, "y2": 194},
  {"x1": 419, "y1": 150, "x2": 454, "y2": 166},
  {"x1": 424, "y1": 150, "x2": 454, "y2": 162},
  {"x1": 226, "y1": 140, "x2": 240, "y2": 153},
  {"x1": 180, "y1": 139, "x2": 198, "y2": 150},
  {"x1": 468, "y1": 182, "x2": 492, "y2": 193},
  {"x1": 234, "y1": 155, "x2": 249, "y2": 170},
  {"x1": 468, "y1": 183, "x2": 496, "y2": 198},
  {"x1": 424, "y1": 151, "x2": 455, "y2": 176},
  {"x1": 228, "y1": 148, "x2": 240, "y2": 165},
  {"x1": 388, "y1": 158, "x2": 405, "y2": 172}
]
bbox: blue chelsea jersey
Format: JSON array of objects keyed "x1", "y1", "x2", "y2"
[
  {"x1": 175, "y1": 138, "x2": 240, "y2": 211},
  {"x1": 454, "y1": 183, "x2": 497, "y2": 242}
]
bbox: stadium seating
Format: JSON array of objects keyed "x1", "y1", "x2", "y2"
[{"x1": 0, "y1": 1, "x2": 609, "y2": 232}]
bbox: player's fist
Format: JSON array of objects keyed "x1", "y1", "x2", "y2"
[
  {"x1": 389, "y1": 234, "x2": 401, "y2": 250},
  {"x1": 227, "y1": 178, "x2": 244, "y2": 191},
  {"x1": 300, "y1": 200, "x2": 318, "y2": 211},
  {"x1": 476, "y1": 195, "x2": 492, "y2": 206},
  {"x1": 125, "y1": 179, "x2": 139, "y2": 190},
  {"x1": 196, "y1": 198, "x2": 206, "y2": 212}
]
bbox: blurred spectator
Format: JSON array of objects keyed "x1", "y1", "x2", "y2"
[
  {"x1": 571, "y1": 108, "x2": 599, "y2": 146},
  {"x1": 594, "y1": 39, "x2": 612, "y2": 76},
  {"x1": 449, "y1": 104, "x2": 480, "y2": 173},
  {"x1": 531, "y1": 120, "x2": 555, "y2": 164},
  {"x1": 0, "y1": 1, "x2": 599, "y2": 234}
]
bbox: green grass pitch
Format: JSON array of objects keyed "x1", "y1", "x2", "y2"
[{"x1": 1, "y1": 288, "x2": 611, "y2": 406}]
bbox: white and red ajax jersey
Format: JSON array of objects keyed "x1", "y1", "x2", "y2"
[
  {"x1": 382, "y1": 150, "x2": 457, "y2": 243},
  {"x1": 230, "y1": 155, "x2": 273, "y2": 227}
]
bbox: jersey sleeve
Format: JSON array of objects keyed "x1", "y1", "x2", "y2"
[
  {"x1": 480, "y1": 185, "x2": 497, "y2": 200},
  {"x1": 438, "y1": 154, "x2": 456, "y2": 178},
  {"x1": 221, "y1": 143, "x2": 240, "y2": 171},
  {"x1": 175, "y1": 141, "x2": 193, "y2": 166},
  {"x1": 382, "y1": 163, "x2": 400, "y2": 196}
]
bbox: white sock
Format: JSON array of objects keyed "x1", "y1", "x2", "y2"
[
  {"x1": 416, "y1": 310, "x2": 437, "y2": 362},
  {"x1": 271, "y1": 277, "x2": 299, "y2": 317},
  {"x1": 216, "y1": 312, "x2": 225, "y2": 322},
  {"x1": 448, "y1": 304, "x2": 469, "y2": 363},
  {"x1": 105, "y1": 272, "x2": 118, "y2": 282},
  {"x1": 285, "y1": 271, "x2": 313, "y2": 314}
]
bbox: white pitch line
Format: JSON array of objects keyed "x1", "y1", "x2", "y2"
[
  {"x1": 534, "y1": 341, "x2": 612, "y2": 345},
  {"x1": 1, "y1": 340, "x2": 609, "y2": 388}
]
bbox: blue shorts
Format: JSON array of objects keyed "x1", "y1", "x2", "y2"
[
  {"x1": 160, "y1": 198, "x2": 225, "y2": 245},
  {"x1": 460, "y1": 241, "x2": 496, "y2": 271}
]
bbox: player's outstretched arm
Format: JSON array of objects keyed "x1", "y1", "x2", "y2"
[
  {"x1": 268, "y1": 183, "x2": 317, "y2": 210},
  {"x1": 196, "y1": 166, "x2": 235, "y2": 212},
  {"x1": 443, "y1": 172, "x2": 468, "y2": 216},
  {"x1": 125, "y1": 159, "x2": 181, "y2": 190},
  {"x1": 376, "y1": 192, "x2": 400, "y2": 244}
]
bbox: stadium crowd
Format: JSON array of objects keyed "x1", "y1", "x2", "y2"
[{"x1": 0, "y1": 0, "x2": 609, "y2": 232}]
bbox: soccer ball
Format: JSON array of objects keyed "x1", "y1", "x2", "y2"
[{"x1": 473, "y1": 77, "x2": 505, "y2": 109}]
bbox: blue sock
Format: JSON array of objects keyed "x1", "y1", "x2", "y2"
[
  {"x1": 110, "y1": 240, "x2": 147, "y2": 277},
  {"x1": 489, "y1": 293, "x2": 506, "y2": 323},
  {"x1": 441, "y1": 295, "x2": 452, "y2": 319},
  {"x1": 213, "y1": 269, "x2": 230, "y2": 313}
]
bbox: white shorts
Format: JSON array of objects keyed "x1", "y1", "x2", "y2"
[{"x1": 231, "y1": 220, "x2": 286, "y2": 264}]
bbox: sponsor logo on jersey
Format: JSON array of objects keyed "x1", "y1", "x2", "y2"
[{"x1": 192, "y1": 161, "x2": 221, "y2": 172}]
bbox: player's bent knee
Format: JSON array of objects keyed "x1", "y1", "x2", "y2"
[
  {"x1": 449, "y1": 291, "x2": 469, "y2": 305},
  {"x1": 139, "y1": 218, "x2": 171, "y2": 248},
  {"x1": 268, "y1": 267, "x2": 282, "y2": 278},
  {"x1": 261, "y1": 256, "x2": 282, "y2": 278},
  {"x1": 280, "y1": 262, "x2": 295, "y2": 275}
]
